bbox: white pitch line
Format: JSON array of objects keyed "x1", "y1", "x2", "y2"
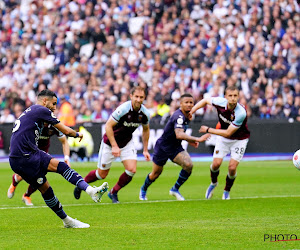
[{"x1": 1, "y1": 194, "x2": 300, "y2": 210}]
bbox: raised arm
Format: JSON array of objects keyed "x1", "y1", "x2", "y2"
[
  {"x1": 175, "y1": 128, "x2": 210, "y2": 143},
  {"x1": 189, "y1": 98, "x2": 212, "y2": 117}
]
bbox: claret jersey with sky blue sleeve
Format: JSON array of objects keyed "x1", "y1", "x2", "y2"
[
  {"x1": 103, "y1": 101, "x2": 150, "y2": 148},
  {"x1": 211, "y1": 97, "x2": 250, "y2": 140},
  {"x1": 38, "y1": 124, "x2": 64, "y2": 153}
]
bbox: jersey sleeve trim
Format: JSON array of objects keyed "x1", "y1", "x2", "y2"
[
  {"x1": 52, "y1": 126, "x2": 64, "y2": 137},
  {"x1": 111, "y1": 115, "x2": 119, "y2": 122},
  {"x1": 231, "y1": 122, "x2": 240, "y2": 128},
  {"x1": 140, "y1": 105, "x2": 151, "y2": 124}
]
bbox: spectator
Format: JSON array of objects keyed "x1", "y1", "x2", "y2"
[
  {"x1": 58, "y1": 95, "x2": 76, "y2": 127},
  {"x1": 0, "y1": 130, "x2": 5, "y2": 156},
  {"x1": 151, "y1": 96, "x2": 170, "y2": 124},
  {"x1": 0, "y1": 0, "x2": 298, "y2": 124},
  {"x1": 68, "y1": 126, "x2": 94, "y2": 161},
  {"x1": 116, "y1": 32, "x2": 132, "y2": 48},
  {"x1": 91, "y1": 100, "x2": 105, "y2": 123},
  {"x1": 0, "y1": 108, "x2": 15, "y2": 123},
  {"x1": 259, "y1": 104, "x2": 271, "y2": 119}
]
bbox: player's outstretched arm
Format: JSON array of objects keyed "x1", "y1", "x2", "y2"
[
  {"x1": 54, "y1": 123, "x2": 83, "y2": 142},
  {"x1": 142, "y1": 124, "x2": 150, "y2": 161},
  {"x1": 175, "y1": 128, "x2": 209, "y2": 144},
  {"x1": 197, "y1": 133, "x2": 211, "y2": 142},
  {"x1": 200, "y1": 124, "x2": 238, "y2": 138},
  {"x1": 189, "y1": 98, "x2": 212, "y2": 119}
]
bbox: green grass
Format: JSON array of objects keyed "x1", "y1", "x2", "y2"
[{"x1": 0, "y1": 161, "x2": 299, "y2": 249}]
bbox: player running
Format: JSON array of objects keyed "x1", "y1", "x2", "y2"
[
  {"x1": 139, "y1": 93, "x2": 210, "y2": 201},
  {"x1": 74, "y1": 86, "x2": 151, "y2": 203},
  {"x1": 189, "y1": 86, "x2": 250, "y2": 200}
]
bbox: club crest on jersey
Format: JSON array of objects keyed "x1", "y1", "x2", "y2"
[
  {"x1": 37, "y1": 177, "x2": 44, "y2": 184},
  {"x1": 116, "y1": 108, "x2": 122, "y2": 115},
  {"x1": 216, "y1": 150, "x2": 219, "y2": 154},
  {"x1": 138, "y1": 115, "x2": 143, "y2": 122},
  {"x1": 231, "y1": 114, "x2": 235, "y2": 121}
]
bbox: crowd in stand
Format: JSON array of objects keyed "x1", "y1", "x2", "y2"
[{"x1": 0, "y1": 0, "x2": 299, "y2": 126}]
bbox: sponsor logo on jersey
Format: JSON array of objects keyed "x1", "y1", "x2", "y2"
[
  {"x1": 123, "y1": 121, "x2": 140, "y2": 127},
  {"x1": 39, "y1": 136, "x2": 50, "y2": 139},
  {"x1": 219, "y1": 114, "x2": 231, "y2": 124}
]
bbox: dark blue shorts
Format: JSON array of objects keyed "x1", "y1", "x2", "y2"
[
  {"x1": 152, "y1": 144, "x2": 184, "y2": 167},
  {"x1": 9, "y1": 149, "x2": 52, "y2": 188}
]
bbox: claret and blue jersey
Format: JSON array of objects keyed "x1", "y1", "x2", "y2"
[
  {"x1": 9, "y1": 105, "x2": 60, "y2": 157},
  {"x1": 38, "y1": 124, "x2": 64, "y2": 153},
  {"x1": 103, "y1": 100, "x2": 150, "y2": 148},
  {"x1": 211, "y1": 97, "x2": 250, "y2": 140}
]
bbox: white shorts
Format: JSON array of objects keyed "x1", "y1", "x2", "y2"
[
  {"x1": 213, "y1": 137, "x2": 249, "y2": 162},
  {"x1": 97, "y1": 139, "x2": 137, "y2": 170}
]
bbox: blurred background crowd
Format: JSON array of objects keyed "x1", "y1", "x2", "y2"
[{"x1": 0, "y1": 0, "x2": 299, "y2": 126}]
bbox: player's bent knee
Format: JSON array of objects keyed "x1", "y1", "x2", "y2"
[
  {"x1": 228, "y1": 165, "x2": 237, "y2": 172},
  {"x1": 212, "y1": 160, "x2": 222, "y2": 168},
  {"x1": 38, "y1": 181, "x2": 50, "y2": 194},
  {"x1": 183, "y1": 162, "x2": 193, "y2": 172},
  {"x1": 125, "y1": 169, "x2": 135, "y2": 177},
  {"x1": 48, "y1": 158, "x2": 60, "y2": 172},
  {"x1": 124, "y1": 165, "x2": 137, "y2": 174},
  {"x1": 97, "y1": 169, "x2": 108, "y2": 179},
  {"x1": 151, "y1": 172, "x2": 161, "y2": 180}
]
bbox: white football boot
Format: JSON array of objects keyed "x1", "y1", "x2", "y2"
[
  {"x1": 63, "y1": 216, "x2": 90, "y2": 228},
  {"x1": 86, "y1": 182, "x2": 109, "y2": 202}
]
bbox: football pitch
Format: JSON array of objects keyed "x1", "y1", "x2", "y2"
[{"x1": 0, "y1": 160, "x2": 299, "y2": 249}]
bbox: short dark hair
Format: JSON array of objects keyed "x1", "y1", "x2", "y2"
[
  {"x1": 180, "y1": 93, "x2": 193, "y2": 99},
  {"x1": 130, "y1": 86, "x2": 146, "y2": 96},
  {"x1": 37, "y1": 89, "x2": 57, "y2": 99},
  {"x1": 225, "y1": 86, "x2": 239, "y2": 95}
]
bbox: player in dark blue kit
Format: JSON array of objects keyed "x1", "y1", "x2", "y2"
[
  {"x1": 7, "y1": 123, "x2": 71, "y2": 206},
  {"x1": 139, "y1": 93, "x2": 210, "y2": 201},
  {"x1": 9, "y1": 90, "x2": 108, "y2": 228}
]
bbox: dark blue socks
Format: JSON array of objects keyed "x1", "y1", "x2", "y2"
[
  {"x1": 141, "y1": 174, "x2": 155, "y2": 191},
  {"x1": 57, "y1": 162, "x2": 89, "y2": 191},
  {"x1": 42, "y1": 186, "x2": 67, "y2": 219},
  {"x1": 173, "y1": 169, "x2": 191, "y2": 190}
]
